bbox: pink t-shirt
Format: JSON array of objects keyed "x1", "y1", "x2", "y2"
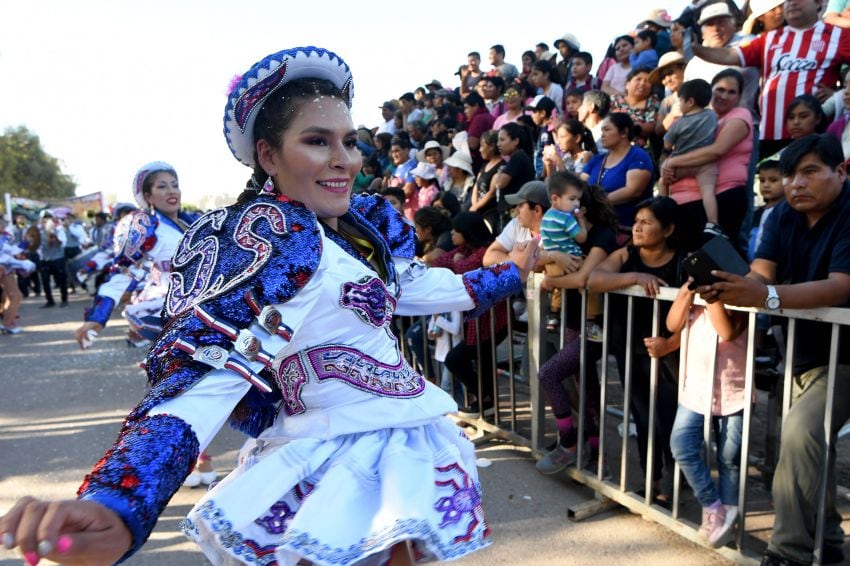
[
  {"x1": 679, "y1": 306, "x2": 748, "y2": 416},
  {"x1": 669, "y1": 107, "x2": 753, "y2": 206}
]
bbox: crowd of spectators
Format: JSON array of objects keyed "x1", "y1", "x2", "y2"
[{"x1": 347, "y1": 1, "x2": 850, "y2": 564}]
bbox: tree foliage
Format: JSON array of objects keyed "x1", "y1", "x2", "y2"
[{"x1": 0, "y1": 126, "x2": 76, "y2": 200}]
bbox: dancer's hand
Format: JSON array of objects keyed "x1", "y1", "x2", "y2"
[
  {"x1": 0, "y1": 497, "x2": 132, "y2": 566},
  {"x1": 74, "y1": 322, "x2": 103, "y2": 349},
  {"x1": 510, "y1": 237, "x2": 541, "y2": 282}
]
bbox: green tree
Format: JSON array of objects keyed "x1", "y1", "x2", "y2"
[{"x1": 0, "y1": 126, "x2": 76, "y2": 200}]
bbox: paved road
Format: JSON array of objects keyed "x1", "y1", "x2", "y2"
[{"x1": 0, "y1": 292, "x2": 730, "y2": 565}]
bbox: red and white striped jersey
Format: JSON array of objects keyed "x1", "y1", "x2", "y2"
[{"x1": 737, "y1": 21, "x2": 850, "y2": 141}]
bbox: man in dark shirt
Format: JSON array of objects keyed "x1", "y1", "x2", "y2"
[{"x1": 700, "y1": 135, "x2": 850, "y2": 566}]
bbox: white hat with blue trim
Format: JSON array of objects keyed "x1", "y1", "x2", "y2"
[{"x1": 223, "y1": 46, "x2": 354, "y2": 168}]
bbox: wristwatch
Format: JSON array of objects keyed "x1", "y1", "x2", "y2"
[{"x1": 765, "y1": 285, "x2": 781, "y2": 311}]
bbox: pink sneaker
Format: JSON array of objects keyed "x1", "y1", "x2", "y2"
[{"x1": 698, "y1": 504, "x2": 736, "y2": 548}]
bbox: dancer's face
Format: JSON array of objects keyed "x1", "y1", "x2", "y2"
[{"x1": 144, "y1": 172, "x2": 181, "y2": 217}]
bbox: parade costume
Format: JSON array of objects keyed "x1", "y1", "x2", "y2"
[
  {"x1": 83, "y1": 165, "x2": 198, "y2": 343},
  {"x1": 76, "y1": 46, "x2": 524, "y2": 565}
]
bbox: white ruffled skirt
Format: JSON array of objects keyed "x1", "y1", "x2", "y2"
[{"x1": 180, "y1": 417, "x2": 491, "y2": 565}]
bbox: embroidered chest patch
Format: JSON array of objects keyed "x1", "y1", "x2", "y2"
[{"x1": 339, "y1": 276, "x2": 396, "y2": 329}]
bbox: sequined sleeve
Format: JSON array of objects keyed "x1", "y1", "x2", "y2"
[
  {"x1": 461, "y1": 262, "x2": 523, "y2": 318},
  {"x1": 77, "y1": 413, "x2": 200, "y2": 562}
]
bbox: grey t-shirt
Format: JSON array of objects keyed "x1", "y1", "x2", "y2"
[{"x1": 664, "y1": 108, "x2": 718, "y2": 156}]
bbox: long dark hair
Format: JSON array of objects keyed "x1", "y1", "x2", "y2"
[
  {"x1": 237, "y1": 78, "x2": 346, "y2": 205},
  {"x1": 500, "y1": 122, "x2": 533, "y2": 156},
  {"x1": 786, "y1": 94, "x2": 829, "y2": 135},
  {"x1": 414, "y1": 206, "x2": 452, "y2": 244},
  {"x1": 559, "y1": 119, "x2": 598, "y2": 154},
  {"x1": 634, "y1": 196, "x2": 678, "y2": 248},
  {"x1": 451, "y1": 212, "x2": 494, "y2": 249}
]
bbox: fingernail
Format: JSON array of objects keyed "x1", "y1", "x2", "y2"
[
  {"x1": 1, "y1": 532, "x2": 13, "y2": 549},
  {"x1": 56, "y1": 536, "x2": 72, "y2": 554},
  {"x1": 37, "y1": 540, "x2": 53, "y2": 556},
  {"x1": 24, "y1": 551, "x2": 39, "y2": 566}
]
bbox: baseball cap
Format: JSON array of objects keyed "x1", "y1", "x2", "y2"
[
  {"x1": 425, "y1": 79, "x2": 443, "y2": 89},
  {"x1": 526, "y1": 95, "x2": 557, "y2": 113},
  {"x1": 380, "y1": 100, "x2": 398, "y2": 111},
  {"x1": 504, "y1": 181, "x2": 551, "y2": 208},
  {"x1": 698, "y1": 2, "x2": 734, "y2": 25}
]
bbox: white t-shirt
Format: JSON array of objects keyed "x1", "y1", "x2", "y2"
[{"x1": 495, "y1": 218, "x2": 534, "y2": 252}]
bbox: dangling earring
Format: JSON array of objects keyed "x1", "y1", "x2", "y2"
[{"x1": 262, "y1": 174, "x2": 276, "y2": 193}]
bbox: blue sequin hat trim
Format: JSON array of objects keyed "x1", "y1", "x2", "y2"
[
  {"x1": 132, "y1": 161, "x2": 177, "y2": 209},
  {"x1": 224, "y1": 46, "x2": 354, "y2": 168}
]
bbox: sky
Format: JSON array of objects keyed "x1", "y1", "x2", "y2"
[{"x1": 0, "y1": 0, "x2": 697, "y2": 209}]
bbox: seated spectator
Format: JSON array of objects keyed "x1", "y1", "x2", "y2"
[
  {"x1": 398, "y1": 92, "x2": 423, "y2": 128},
  {"x1": 411, "y1": 162, "x2": 441, "y2": 211},
  {"x1": 442, "y1": 151, "x2": 475, "y2": 210},
  {"x1": 376, "y1": 100, "x2": 399, "y2": 135},
  {"x1": 629, "y1": 29, "x2": 660, "y2": 70},
  {"x1": 417, "y1": 140, "x2": 451, "y2": 188},
  {"x1": 406, "y1": 120, "x2": 429, "y2": 150},
  {"x1": 436, "y1": 212, "x2": 507, "y2": 418},
  {"x1": 488, "y1": 44, "x2": 519, "y2": 82},
  {"x1": 741, "y1": 0, "x2": 786, "y2": 35},
  {"x1": 482, "y1": 180, "x2": 552, "y2": 268},
  {"x1": 413, "y1": 206, "x2": 454, "y2": 265},
  {"x1": 650, "y1": 51, "x2": 686, "y2": 138},
  {"x1": 785, "y1": 94, "x2": 829, "y2": 141},
  {"x1": 493, "y1": 84, "x2": 526, "y2": 130},
  {"x1": 578, "y1": 89, "x2": 611, "y2": 148},
  {"x1": 610, "y1": 67, "x2": 661, "y2": 150},
  {"x1": 386, "y1": 137, "x2": 418, "y2": 220},
  {"x1": 565, "y1": 51, "x2": 601, "y2": 94},
  {"x1": 699, "y1": 134, "x2": 850, "y2": 566},
  {"x1": 463, "y1": 92, "x2": 496, "y2": 172},
  {"x1": 564, "y1": 89, "x2": 584, "y2": 120},
  {"x1": 530, "y1": 60, "x2": 564, "y2": 112},
  {"x1": 823, "y1": 0, "x2": 850, "y2": 28},
  {"x1": 601, "y1": 35, "x2": 634, "y2": 98},
  {"x1": 660, "y1": 69, "x2": 752, "y2": 253},
  {"x1": 520, "y1": 50, "x2": 537, "y2": 82},
  {"x1": 554, "y1": 32, "x2": 582, "y2": 87},
  {"x1": 433, "y1": 191, "x2": 461, "y2": 219},
  {"x1": 665, "y1": 279, "x2": 748, "y2": 548},
  {"x1": 658, "y1": 79, "x2": 722, "y2": 243},
  {"x1": 528, "y1": 96, "x2": 559, "y2": 177},
  {"x1": 380, "y1": 187, "x2": 412, "y2": 226},
  {"x1": 480, "y1": 76, "x2": 507, "y2": 117},
  {"x1": 543, "y1": 119, "x2": 597, "y2": 178},
  {"x1": 374, "y1": 132, "x2": 394, "y2": 172},
  {"x1": 469, "y1": 130, "x2": 503, "y2": 229},
  {"x1": 588, "y1": 196, "x2": 685, "y2": 504},
  {"x1": 638, "y1": 8, "x2": 674, "y2": 54},
  {"x1": 826, "y1": 67, "x2": 850, "y2": 159},
  {"x1": 493, "y1": 122, "x2": 536, "y2": 231},
  {"x1": 582, "y1": 113, "x2": 655, "y2": 233},
  {"x1": 747, "y1": 159, "x2": 785, "y2": 261},
  {"x1": 534, "y1": 179, "x2": 621, "y2": 475},
  {"x1": 353, "y1": 154, "x2": 382, "y2": 194}
]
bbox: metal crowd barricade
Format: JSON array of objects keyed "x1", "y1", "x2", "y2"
[{"x1": 395, "y1": 274, "x2": 850, "y2": 565}]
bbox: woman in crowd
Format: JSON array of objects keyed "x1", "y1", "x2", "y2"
[
  {"x1": 416, "y1": 140, "x2": 451, "y2": 189},
  {"x1": 442, "y1": 151, "x2": 475, "y2": 210},
  {"x1": 0, "y1": 46, "x2": 538, "y2": 566},
  {"x1": 414, "y1": 206, "x2": 454, "y2": 265},
  {"x1": 601, "y1": 35, "x2": 634, "y2": 98},
  {"x1": 530, "y1": 60, "x2": 564, "y2": 113},
  {"x1": 588, "y1": 196, "x2": 684, "y2": 504},
  {"x1": 374, "y1": 132, "x2": 394, "y2": 173},
  {"x1": 493, "y1": 122, "x2": 536, "y2": 231},
  {"x1": 542, "y1": 119, "x2": 598, "y2": 178},
  {"x1": 661, "y1": 69, "x2": 752, "y2": 253},
  {"x1": 469, "y1": 129, "x2": 503, "y2": 229},
  {"x1": 434, "y1": 212, "x2": 506, "y2": 419},
  {"x1": 582, "y1": 113, "x2": 654, "y2": 235},
  {"x1": 610, "y1": 68, "x2": 661, "y2": 150},
  {"x1": 520, "y1": 50, "x2": 537, "y2": 82},
  {"x1": 493, "y1": 84, "x2": 526, "y2": 130},
  {"x1": 742, "y1": 0, "x2": 786, "y2": 35},
  {"x1": 534, "y1": 176, "x2": 621, "y2": 475},
  {"x1": 651, "y1": 52, "x2": 686, "y2": 138}
]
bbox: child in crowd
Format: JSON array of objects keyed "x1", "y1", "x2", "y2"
[
  {"x1": 630, "y1": 29, "x2": 659, "y2": 70},
  {"x1": 565, "y1": 52, "x2": 601, "y2": 94},
  {"x1": 748, "y1": 159, "x2": 785, "y2": 261},
  {"x1": 540, "y1": 173, "x2": 588, "y2": 331},
  {"x1": 563, "y1": 89, "x2": 584, "y2": 120},
  {"x1": 657, "y1": 79, "x2": 721, "y2": 239},
  {"x1": 529, "y1": 95, "x2": 559, "y2": 178},
  {"x1": 411, "y1": 162, "x2": 441, "y2": 209},
  {"x1": 427, "y1": 310, "x2": 464, "y2": 404},
  {"x1": 662, "y1": 279, "x2": 749, "y2": 548}
]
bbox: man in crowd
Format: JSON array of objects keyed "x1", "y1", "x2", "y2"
[
  {"x1": 462, "y1": 92, "x2": 495, "y2": 172},
  {"x1": 38, "y1": 211, "x2": 68, "y2": 308},
  {"x1": 459, "y1": 51, "x2": 484, "y2": 97},
  {"x1": 702, "y1": 134, "x2": 850, "y2": 566},
  {"x1": 554, "y1": 32, "x2": 581, "y2": 86},
  {"x1": 376, "y1": 100, "x2": 398, "y2": 135},
  {"x1": 488, "y1": 44, "x2": 519, "y2": 82},
  {"x1": 689, "y1": 0, "x2": 850, "y2": 155}
]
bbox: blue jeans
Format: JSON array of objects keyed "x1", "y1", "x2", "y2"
[{"x1": 669, "y1": 405, "x2": 743, "y2": 507}]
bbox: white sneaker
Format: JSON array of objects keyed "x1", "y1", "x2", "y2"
[{"x1": 183, "y1": 469, "x2": 217, "y2": 488}]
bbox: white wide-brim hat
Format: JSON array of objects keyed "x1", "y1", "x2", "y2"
[{"x1": 224, "y1": 47, "x2": 354, "y2": 168}]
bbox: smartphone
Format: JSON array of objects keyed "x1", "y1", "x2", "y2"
[{"x1": 683, "y1": 236, "x2": 749, "y2": 289}]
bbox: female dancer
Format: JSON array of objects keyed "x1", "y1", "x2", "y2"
[{"x1": 0, "y1": 46, "x2": 537, "y2": 566}]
